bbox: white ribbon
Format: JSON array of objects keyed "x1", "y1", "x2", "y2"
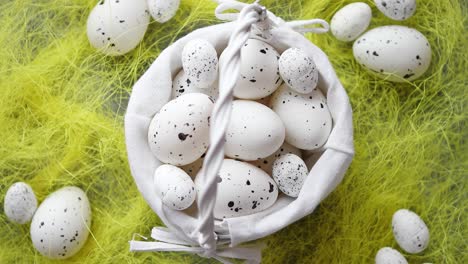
[
  {"x1": 130, "y1": 227, "x2": 263, "y2": 264},
  {"x1": 130, "y1": 1, "x2": 329, "y2": 263},
  {"x1": 214, "y1": 0, "x2": 329, "y2": 35}
]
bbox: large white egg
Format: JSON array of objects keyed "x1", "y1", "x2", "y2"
[
  {"x1": 148, "y1": 93, "x2": 214, "y2": 166},
  {"x1": 154, "y1": 164, "x2": 196, "y2": 210},
  {"x1": 250, "y1": 142, "x2": 301, "y2": 175},
  {"x1": 392, "y1": 209, "x2": 430, "y2": 253},
  {"x1": 353, "y1": 26, "x2": 432, "y2": 82},
  {"x1": 171, "y1": 70, "x2": 218, "y2": 101},
  {"x1": 279, "y1": 48, "x2": 319, "y2": 94},
  {"x1": 233, "y1": 39, "x2": 282, "y2": 99},
  {"x1": 225, "y1": 100, "x2": 285, "y2": 161},
  {"x1": 272, "y1": 154, "x2": 308, "y2": 197},
  {"x1": 270, "y1": 84, "x2": 332, "y2": 150},
  {"x1": 375, "y1": 247, "x2": 408, "y2": 264},
  {"x1": 4, "y1": 182, "x2": 37, "y2": 224},
  {"x1": 330, "y1": 2, "x2": 372, "y2": 42},
  {"x1": 147, "y1": 0, "x2": 180, "y2": 23},
  {"x1": 375, "y1": 0, "x2": 416, "y2": 21},
  {"x1": 30, "y1": 187, "x2": 91, "y2": 259},
  {"x1": 86, "y1": 0, "x2": 150, "y2": 56},
  {"x1": 196, "y1": 159, "x2": 278, "y2": 219},
  {"x1": 182, "y1": 39, "x2": 218, "y2": 88}
]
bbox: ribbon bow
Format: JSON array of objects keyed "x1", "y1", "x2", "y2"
[
  {"x1": 214, "y1": 0, "x2": 329, "y2": 35},
  {"x1": 129, "y1": 227, "x2": 263, "y2": 264}
]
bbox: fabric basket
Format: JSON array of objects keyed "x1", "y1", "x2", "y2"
[{"x1": 125, "y1": 1, "x2": 354, "y2": 262}]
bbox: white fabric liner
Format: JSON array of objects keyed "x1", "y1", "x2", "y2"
[{"x1": 125, "y1": 19, "x2": 354, "y2": 247}]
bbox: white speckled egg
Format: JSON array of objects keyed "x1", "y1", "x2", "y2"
[
  {"x1": 353, "y1": 26, "x2": 431, "y2": 82},
  {"x1": 270, "y1": 84, "x2": 332, "y2": 150},
  {"x1": 330, "y1": 2, "x2": 372, "y2": 42},
  {"x1": 147, "y1": 0, "x2": 180, "y2": 23},
  {"x1": 233, "y1": 39, "x2": 282, "y2": 99},
  {"x1": 375, "y1": 247, "x2": 408, "y2": 264},
  {"x1": 392, "y1": 209, "x2": 430, "y2": 253},
  {"x1": 86, "y1": 0, "x2": 150, "y2": 56},
  {"x1": 250, "y1": 142, "x2": 301, "y2": 175},
  {"x1": 225, "y1": 100, "x2": 285, "y2": 161},
  {"x1": 4, "y1": 182, "x2": 37, "y2": 224},
  {"x1": 154, "y1": 164, "x2": 196, "y2": 210},
  {"x1": 171, "y1": 70, "x2": 218, "y2": 101},
  {"x1": 375, "y1": 0, "x2": 416, "y2": 21},
  {"x1": 148, "y1": 93, "x2": 214, "y2": 166},
  {"x1": 272, "y1": 154, "x2": 308, "y2": 197},
  {"x1": 182, "y1": 39, "x2": 218, "y2": 88},
  {"x1": 279, "y1": 48, "x2": 318, "y2": 94},
  {"x1": 30, "y1": 187, "x2": 91, "y2": 259},
  {"x1": 196, "y1": 159, "x2": 278, "y2": 219}
]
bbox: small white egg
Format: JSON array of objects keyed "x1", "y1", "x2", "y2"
[
  {"x1": 250, "y1": 142, "x2": 302, "y2": 175},
  {"x1": 225, "y1": 100, "x2": 285, "y2": 161},
  {"x1": 171, "y1": 69, "x2": 218, "y2": 100},
  {"x1": 233, "y1": 39, "x2": 282, "y2": 99},
  {"x1": 374, "y1": 0, "x2": 416, "y2": 21},
  {"x1": 86, "y1": 0, "x2": 150, "y2": 56},
  {"x1": 392, "y1": 209, "x2": 430, "y2": 253},
  {"x1": 279, "y1": 48, "x2": 319, "y2": 94},
  {"x1": 330, "y1": 2, "x2": 372, "y2": 42},
  {"x1": 154, "y1": 164, "x2": 196, "y2": 210},
  {"x1": 196, "y1": 159, "x2": 278, "y2": 219},
  {"x1": 353, "y1": 26, "x2": 431, "y2": 82},
  {"x1": 30, "y1": 187, "x2": 91, "y2": 259},
  {"x1": 272, "y1": 154, "x2": 308, "y2": 197},
  {"x1": 375, "y1": 247, "x2": 408, "y2": 264},
  {"x1": 147, "y1": 0, "x2": 180, "y2": 23},
  {"x1": 148, "y1": 93, "x2": 214, "y2": 166},
  {"x1": 182, "y1": 39, "x2": 218, "y2": 88},
  {"x1": 4, "y1": 182, "x2": 37, "y2": 224},
  {"x1": 270, "y1": 84, "x2": 332, "y2": 150}
]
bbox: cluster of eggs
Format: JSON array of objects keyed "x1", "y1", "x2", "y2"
[
  {"x1": 376, "y1": 209, "x2": 431, "y2": 263},
  {"x1": 148, "y1": 38, "x2": 333, "y2": 219},
  {"x1": 4, "y1": 182, "x2": 91, "y2": 259},
  {"x1": 330, "y1": 1, "x2": 432, "y2": 82},
  {"x1": 86, "y1": 0, "x2": 180, "y2": 56}
]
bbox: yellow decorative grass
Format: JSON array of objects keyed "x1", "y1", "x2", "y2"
[{"x1": 0, "y1": 0, "x2": 466, "y2": 263}]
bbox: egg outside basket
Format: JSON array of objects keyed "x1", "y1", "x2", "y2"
[{"x1": 125, "y1": 1, "x2": 355, "y2": 263}]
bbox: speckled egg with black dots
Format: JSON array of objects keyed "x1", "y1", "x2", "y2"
[
  {"x1": 270, "y1": 83, "x2": 332, "y2": 150},
  {"x1": 147, "y1": 0, "x2": 180, "y2": 23},
  {"x1": 374, "y1": 0, "x2": 416, "y2": 21},
  {"x1": 196, "y1": 159, "x2": 278, "y2": 219},
  {"x1": 375, "y1": 247, "x2": 408, "y2": 264},
  {"x1": 154, "y1": 164, "x2": 196, "y2": 210},
  {"x1": 353, "y1": 26, "x2": 432, "y2": 82},
  {"x1": 4, "y1": 182, "x2": 37, "y2": 224},
  {"x1": 330, "y1": 2, "x2": 372, "y2": 42},
  {"x1": 30, "y1": 187, "x2": 91, "y2": 259},
  {"x1": 233, "y1": 38, "x2": 282, "y2": 99},
  {"x1": 86, "y1": 0, "x2": 150, "y2": 56},
  {"x1": 279, "y1": 48, "x2": 319, "y2": 94},
  {"x1": 148, "y1": 93, "x2": 214, "y2": 166},
  {"x1": 272, "y1": 154, "x2": 309, "y2": 197},
  {"x1": 392, "y1": 209, "x2": 430, "y2": 253},
  {"x1": 182, "y1": 39, "x2": 219, "y2": 88}
]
